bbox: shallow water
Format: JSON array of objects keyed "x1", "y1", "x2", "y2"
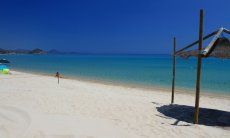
[{"x1": 1, "y1": 54, "x2": 229, "y2": 95}]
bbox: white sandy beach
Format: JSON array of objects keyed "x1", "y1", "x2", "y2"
[{"x1": 0, "y1": 71, "x2": 230, "y2": 138}]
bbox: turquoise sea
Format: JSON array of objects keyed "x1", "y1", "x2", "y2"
[{"x1": 1, "y1": 54, "x2": 230, "y2": 95}]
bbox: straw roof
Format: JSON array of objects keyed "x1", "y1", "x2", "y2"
[
  {"x1": 209, "y1": 37, "x2": 230, "y2": 58},
  {"x1": 176, "y1": 28, "x2": 230, "y2": 59}
]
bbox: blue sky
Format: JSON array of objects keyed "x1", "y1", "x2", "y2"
[{"x1": 0, "y1": 0, "x2": 229, "y2": 54}]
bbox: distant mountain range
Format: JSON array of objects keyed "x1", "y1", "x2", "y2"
[
  {"x1": 0, "y1": 48, "x2": 46, "y2": 54},
  {"x1": 0, "y1": 48, "x2": 78, "y2": 55}
]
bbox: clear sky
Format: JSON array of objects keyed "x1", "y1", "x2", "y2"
[{"x1": 0, "y1": 0, "x2": 229, "y2": 54}]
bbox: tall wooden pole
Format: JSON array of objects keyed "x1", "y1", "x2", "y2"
[
  {"x1": 194, "y1": 9, "x2": 203, "y2": 124},
  {"x1": 171, "y1": 37, "x2": 176, "y2": 104}
]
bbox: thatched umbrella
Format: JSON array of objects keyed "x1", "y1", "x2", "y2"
[
  {"x1": 207, "y1": 37, "x2": 230, "y2": 58},
  {"x1": 176, "y1": 28, "x2": 230, "y2": 59}
]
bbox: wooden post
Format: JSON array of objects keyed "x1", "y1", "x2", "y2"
[
  {"x1": 171, "y1": 37, "x2": 176, "y2": 104},
  {"x1": 194, "y1": 9, "x2": 203, "y2": 124}
]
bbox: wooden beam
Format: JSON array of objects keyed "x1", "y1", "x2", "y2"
[
  {"x1": 175, "y1": 31, "x2": 217, "y2": 55},
  {"x1": 203, "y1": 28, "x2": 224, "y2": 56},
  {"x1": 223, "y1": 28, "x2": 230, "y2": 34},
  {"x1": 171, "y1": 37, "x2": 176, "y2": 104},
  {"x1": 194, "y1": 9, "x2": 204, "y2": 124},
  {"x1": 175, "y1": 27, "x2": 229, "y2": 55}
]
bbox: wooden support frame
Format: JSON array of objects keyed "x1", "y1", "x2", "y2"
[
  {"x1": 171, "y1": 9, "x2": 230, "y2": 124},
  {"x1": 203, "y1": 28, "x2": 230, "y2": 57},
  {"x1": 171, "y1": 37, "x2": 176, "y2": 104},
  {"x1": 194, "y1": 9, "x2": 203, "y2": 124},
  {"x1": 175, "y1": 31, "x2": 217, "y2": 55},
  {"x1": 203, "y1": 28, "x2": 224, "y2": 56},
  {"x1": 175, "y1": 27, "x2": 229, "y2": 55},
  {"x1": 223, "y1": 28, "x2": 230, "y2": 34}
]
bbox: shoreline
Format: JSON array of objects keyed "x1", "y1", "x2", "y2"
[
  {"x1": 11, "y1": 69, "x2": 230, "y2": 100},
  {"x1": 1, "y1": 69, "x2": 230, "y2": 137}
]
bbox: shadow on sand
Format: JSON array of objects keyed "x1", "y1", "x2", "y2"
[{"x1": 156, "y1": 104, "x2": 230, "y2": 127}]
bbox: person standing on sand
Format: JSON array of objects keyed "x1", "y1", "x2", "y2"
[{"x1": 55, "y1": 72, "x2": 60, "y2": 84}]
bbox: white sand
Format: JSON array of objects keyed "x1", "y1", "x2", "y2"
[{"x1": 0, "y1": 71, "x2": 229, "y2": 138}]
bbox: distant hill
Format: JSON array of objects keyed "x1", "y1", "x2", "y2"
[
  {"x1": 0, "y1": 48, "x2": 80, "y2": 55},
  {"x1": 0, "y1": 48, "x2": 7, "y2": 54},
  {"x1": 14, "y1": 49, "x2": 30, "y2": 54},
  {"x1": 0, "y1": 48, "x2": 46, "y2": 55},
  {"x1": 29, "y1": 48, "x2": 46, "y2": 54}
]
